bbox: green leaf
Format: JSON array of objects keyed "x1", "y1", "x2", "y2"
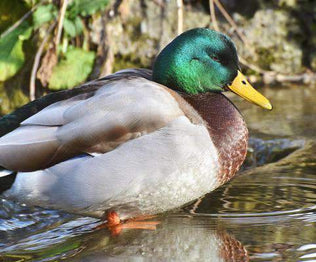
[
  {"x1": 67, "y1": 0, "x2": 109, "y2": 18},
  {"x1": 63, "y1": 17, "x2": 83, "y2": 37},
  {"x1": 63, "y1": 18, "x2": 77, "y2": 37},
  {"x1": 74, "y1": 16, "x2": 84, "y2": 35},
  {"x1": 23, "y1": 0, "x2": 43, "y2": 7},
  {"x1": 0, "y1": 22, "x2": 32, "y2": 81},
  {"x1": 48, "y1": 47, "x2": 95, "y2": 90},
  {"x1": 32, "y1": 4, "x2": 57, "y2": 29}
]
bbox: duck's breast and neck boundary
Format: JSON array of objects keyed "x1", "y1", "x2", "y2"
[{"x1": 182, "y1": 93, "x2": 248, "y2": 185}]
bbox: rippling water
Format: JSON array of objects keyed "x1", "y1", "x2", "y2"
[{"x1": 1, "y1": 86, "x2": 316, "y2": 261}]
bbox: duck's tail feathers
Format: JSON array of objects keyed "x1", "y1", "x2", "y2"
[{"x1": 0, "y1": 169, "x2": 17, "y2": 194}]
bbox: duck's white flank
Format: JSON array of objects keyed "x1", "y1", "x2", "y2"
[{"x1": 2, "y1": 78, "x2": 220, "y2": 218}]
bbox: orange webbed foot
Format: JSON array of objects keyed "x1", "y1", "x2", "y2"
[{"x1": 95, "y1": 211, "x2": 160, "y2": 236}]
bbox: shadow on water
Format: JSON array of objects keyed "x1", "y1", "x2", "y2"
[{"x1": 1, "y1": 86, "x2": 316, "y2": 261}]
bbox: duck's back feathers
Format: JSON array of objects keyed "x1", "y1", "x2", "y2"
[
  {"x1": 0, "y1": 71, "x2": 184, "y2": 171},
  {"x1": 0, "y1": 69, "x2": 152, "y2": 137}
]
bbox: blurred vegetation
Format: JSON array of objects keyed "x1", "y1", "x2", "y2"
[
  {"x1": 0, "y1": 0, "x2": 316, "y2": 115},
  {"x1": 0, "y1": 0, "x2": 110, "y2": 114},
  {"x1": 0, "y1": 0, "x2": 108, "y2": 89},
  {"x1": 0, "y1": 21, "x2": 32, "y2": 81}
]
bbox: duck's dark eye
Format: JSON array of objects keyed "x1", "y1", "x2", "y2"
[{"x1": 210, "y1": 55, "x2": 220, "y2": 63}]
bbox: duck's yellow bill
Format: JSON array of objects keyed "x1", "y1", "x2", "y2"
[{"x1": 227, "y1": 71, "x2": 272, "y2": 110}]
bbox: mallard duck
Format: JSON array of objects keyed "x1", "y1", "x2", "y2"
[{"x1": 0, "y1": 28, "x2": 271, "y2": 223}]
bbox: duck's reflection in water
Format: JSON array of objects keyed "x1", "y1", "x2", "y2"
[{"x1": 73, "y1": 215, "x2": 249, "y2": 262}]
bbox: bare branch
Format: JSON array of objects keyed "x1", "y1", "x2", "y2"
[
  {"x1": 177, "y1": 0, "x2": 183, "y2": 35},
  {"x1": 209, "y1": 0, "x2": 219, "y2": 31},
  {"x1": 239, "y1": 56, "x2": 316, "y2": 85},
  {"x1": 213, "y1": 0, "x2": 251, "y2": 49},
  {"x1": 152, "y1": 0, "x2": 165, "y2": 8},
  {"x1": 32, "y1": 0, "x2": 69, "y2": 96},
  {"x1": 239, "y1": 56, "x2": 269, "y2": 74},
  {"x1": 55, "y1": 0, "x2": 69, "y2": 47},
  {"x1": 30, "y1": 22, "x2": 57, "y2": 101},
  {"x1": 263, "y1": 72, "x2": 316, "y2": 85},
  {"x1": 90, "y1": 13, "x2": 113, "y2": 78}
]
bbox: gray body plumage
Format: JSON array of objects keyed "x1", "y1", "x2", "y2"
[{"x1": 0, "y1": 70, "x2": 220, "y2": 219}]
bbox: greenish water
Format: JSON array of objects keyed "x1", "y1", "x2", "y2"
[{"x1": 1, "y1": 86, "x2": 316, "y2": 261}]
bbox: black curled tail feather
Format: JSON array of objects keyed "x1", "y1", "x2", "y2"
[{"x1": 0, "y1": 171, "x2": 17, "y2": 194}]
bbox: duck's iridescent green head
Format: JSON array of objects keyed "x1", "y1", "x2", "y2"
[
  {"x1": 153, "y1": 28, "x2": 272, "y2": 110},
  {"x1": 153, "y1": 28, "x2": 238, "y2": 94}
]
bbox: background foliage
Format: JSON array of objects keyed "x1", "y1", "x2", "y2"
[
  {"x1": 0, "y1": 0, "x2": 108, "y2": 89},
  {"x1": 0, "y1": 0, "x2": 315, "y2": 115}
]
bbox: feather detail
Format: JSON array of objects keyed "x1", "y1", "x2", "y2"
[{"x1": 0, "y1": 75, "x2": 184, "y2": 171}]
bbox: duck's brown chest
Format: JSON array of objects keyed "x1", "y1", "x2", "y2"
[{"x1": 182, "y1": 93, "x2": 248, "y2": 185}]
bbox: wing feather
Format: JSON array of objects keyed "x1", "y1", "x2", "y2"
[
  {"x1": 0, "y1": 77, "x2": 184, "y2": 171},
  {"x1": 7, "y1": 117, "x2": 218, "y2": 218}
]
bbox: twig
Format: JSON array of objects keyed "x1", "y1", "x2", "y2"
[
  {"x1": 82, "y1": 19, "x2": 90, "y2": 51},
  {"x1": 0, "y1": 0, "x2": 47, "y2": 39},
  {"x1": 264, "y1": 72, "x2": 316, "y2": 85},
  {"x1": 103, "y1": 44, "x2": 114, "y2": 76},
  {"x1": 30, "y1": 22, "x2": 57, "y2": 101},
  {"x1": 55, "y1": 0, "x2": 69, "y2": 46},
  {"x1": 152, "y1": 0, "x2": 165, "y2": 8},
  {"x1": 208, "y1": 0, "x2": 316, "y2": 84},
  {"x1": 209, "y1": 0, "x2": 219, "y2": 31},
  {"x1": 213, "y1": 0, "x2": 250, "y2": 49},
  {"x1": 90, "y1": 13, "x2": 112, "y2": 78},
  {"x1": 212, "y1": 0, "x2": 260, "y2": 73},
  {"x1": 239, "y1": 56, "x2": 269, "y2": 74},
  {"x1": 176, "y1": 0, "x2": 183, "y2": 35}
]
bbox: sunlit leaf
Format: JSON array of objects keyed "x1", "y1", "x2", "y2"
[
  {"x1": 63, "y1": 18, "x2": 76, "y2": 37},
  {"x1": 23, "y1": 0, "x2": 43, "y2": 7},
  {"x1": 0, "y1": 22, "x2": 32, "y2": 81},
  {"x1": 67, "y1": 0, "x2": 109, "y2": 18},
  {"x1": 32, "y1": 4, "x2": 57, "y2": 29},
  {"x1": 48, "y1": 47, "x2": 95, "y2": 90},
  {"x1": 74, "y1": 16, "x2": 84, "y2": 35},
  {"x1": 63, "y1": 17, "x2": 83, "y2": 37}
]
